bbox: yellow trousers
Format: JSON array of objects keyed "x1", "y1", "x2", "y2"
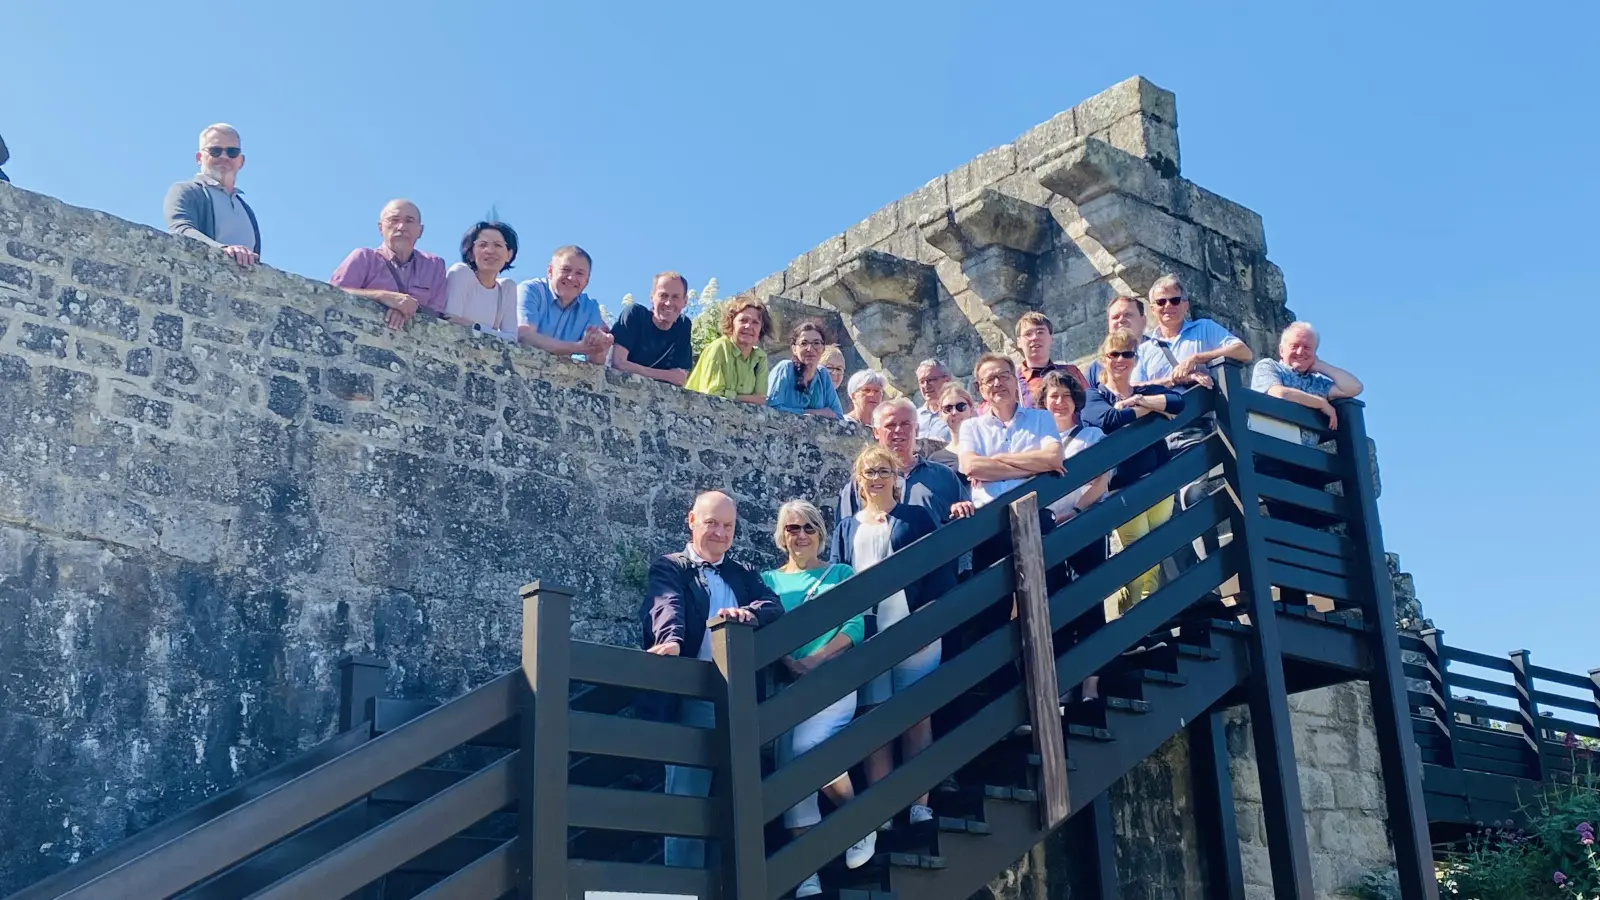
[{"x1": 1112, "y1": 496, "x2": 1176, "y2": 614}]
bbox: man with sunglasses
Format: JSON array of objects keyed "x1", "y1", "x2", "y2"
[
  {"x1": 163, "y1": 123, "x2": 260, "y2": 268},
  {"x1": 1134, "y1": 274, "x2": 1250, "y2": 387}
]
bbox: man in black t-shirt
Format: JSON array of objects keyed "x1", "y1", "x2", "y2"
[{"x1": 610, "y1": 271, "x2": 694, "y2": 385}]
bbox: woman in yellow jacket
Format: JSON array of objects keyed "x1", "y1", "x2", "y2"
[{"x1": 684, "y1": 295, "x2": 772, "y2": 405}]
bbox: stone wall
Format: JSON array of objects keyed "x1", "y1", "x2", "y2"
[
  {"x1": 740, "y1": 76, "x2": 1293, "y2": 394},
  {"x1": 987, "y1": 684, "x2": 1396, "y2": 900},
  {"x1": 0, "y1": 183, "x2": 865, "y2": 890}
]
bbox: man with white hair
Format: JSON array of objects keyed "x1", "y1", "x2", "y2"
[
  {"x1": 838, "y1": 397, "x2": 972, "y2": 525},
  {"x1": 163, "y1": 123, "x2": 260, "y2": 267},
  {"x1": 1250, "y1": 321, "x2": 1363, "y2": 429},
  {"x1": 330, "y1": 199, "x2": 449, "y2": 330},
  {"x1": 913, "y1": 359, "x2": 953, "y2": 442}
]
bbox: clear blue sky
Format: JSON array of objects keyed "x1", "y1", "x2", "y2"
[{"x1": 5, "y1": 1, "x2": 1597, "y2": 682}]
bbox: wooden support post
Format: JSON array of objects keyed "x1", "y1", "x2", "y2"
[
  {"x1": 1421, "y1": 629, "x2": 1457, "y2": 769},
  {"x1": 1010, "y1": 492, "x2": 1070, "y2": 830},
  {"x1": 1190, "y1": 709, "x2": 1245, "y2": 900},
  {"x1": 1508, "y1": 649, "x2": 1546, "y2": 783},
  {"x1": 1213, "y1": 360, "x2": 1316, "y2": 900},
  {"x1": 711, "y1": 617, "x2": 768, "y2": 900},
  {"x1": 1333, "y1": 400, "x2": 1439, "y2": 900},
  {"x1": 519, "y1": 581, "x2": 573, "y2": 900},
  {"x1": 337, "y1": 655, "x2": 388, "y2": 733}
]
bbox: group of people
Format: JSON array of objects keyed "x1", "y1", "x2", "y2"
[{"x1": 635, "y1": 274, "x2": 1364, "y2": 895}]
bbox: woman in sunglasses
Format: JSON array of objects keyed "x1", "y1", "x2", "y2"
[
  {"x1": 761, "y1": 500, "x2": 877, "y2": 896},
  {"x1": 1080, "y1": 329, "x2": 1185, "y2": 611},
  {"x1": 928, "y1": 382, "x2": 977, "y2": 473},
  {"x1": 830, "y1": 445, "x2": 954, "y2": 828}
]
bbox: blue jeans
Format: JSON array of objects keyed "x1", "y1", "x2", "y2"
[{"x1": 664, "y1": 699, "x2": 718, "y2": 868}]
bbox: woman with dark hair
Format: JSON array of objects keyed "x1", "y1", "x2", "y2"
[
  {"x1": 444, "y1": 221, "x2": 519, "y2": 341},
  {"x1": 830, "y1": 445, "x2": 954, "y2": 829},
  {"x1": 766, "y1": 321, "x2": 845, "y2": 417},
  {"x1": 684, "y1": 295, "x2": 771, "y2": 404}
]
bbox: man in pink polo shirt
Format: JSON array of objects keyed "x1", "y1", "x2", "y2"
[{"x1": 330, "y1": 199, "x2": 448, "y2": 330}]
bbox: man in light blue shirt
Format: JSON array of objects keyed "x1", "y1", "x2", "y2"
[
  {"x1": 1250, "y1": 321, "x2": 1363, "y2": 430},
  {"x1": 1133, "y1": 274, "x2": 1251, "y2": 386},
  {"x1": 914, "y1": 359, "x2": 954, "y2": 442},
  {"x1": 957, "y1": 353, "x2": 1062, "y2": 507},
  {"x1": 517, "y1": 245, "x2": 612, "y2": 362}
]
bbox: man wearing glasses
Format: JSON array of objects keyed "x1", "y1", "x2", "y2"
[{"x1": 163, "y1": 123, "x2": 260, "y2": 267}]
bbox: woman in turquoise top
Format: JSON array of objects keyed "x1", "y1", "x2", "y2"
[{"x1": 761, "y1": 499, "x2": 876, "y2": 896}]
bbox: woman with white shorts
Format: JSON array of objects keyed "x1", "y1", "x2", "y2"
[
  {"x1": 763, "y1": 500, "x2": 878, "y2": 897},
  {"x1": 829, "y1": 445, "x2": 957, "y2": 828}
]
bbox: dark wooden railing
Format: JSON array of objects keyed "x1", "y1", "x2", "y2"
[
  {"x1": 1402, "y1": 628, "x2": 1599, "y2": 829},
  {"x1": 7, "y1": 360, "x2": 1440, "y2": 900}
]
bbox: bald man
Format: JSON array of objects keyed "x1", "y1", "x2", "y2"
[
  {"x1": 637, "y1": 490, "x2": 784, "y2": 868},
  {"x1": 330, "y1": 199, "x2": 449, "y2": 330}
]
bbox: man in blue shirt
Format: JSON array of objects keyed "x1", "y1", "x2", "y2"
[
  {"x1": 517, "y1": 245, "x2": 612, "y2": 362},
  {"x1": 1133, "y1": 274, "x2": 1251, "y2": 387},
  {"x1": 838, "y1": 398, "x2": 972, "y2": 525},
  {"x1": 914, "y1": 359, "x2": 954, "y2": 442},
  {"x1": 1250, "y1": 321, "x2": 1363, "y2": 429}
]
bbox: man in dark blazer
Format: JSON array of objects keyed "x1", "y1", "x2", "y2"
[{"x1": 637, "y1": 489, "x2": 783, "y2": 868}]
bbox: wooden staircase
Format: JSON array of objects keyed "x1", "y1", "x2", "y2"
[{"x1": 2, "y1": 362, "x2": 1439, "y2": 900}]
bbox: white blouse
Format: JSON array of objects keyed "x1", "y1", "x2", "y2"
[{"x1": 444, "y1": 263, "x2": 518, "y2": 341}]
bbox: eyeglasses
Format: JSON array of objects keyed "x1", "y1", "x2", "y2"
[
  {"x1": 980, "y1": 373, "x2": 1013, "y2": 386},
  {"x1": 794, "y1": 340, "x2": 825, "y2": 350},
  {"x1": 204, "y1": 146, "x2": 242, "y2": 159},
  {"x1": 1106, "y1": 350, "x2": 1138, "y2": 359},
  {"x1": 862, "y1": 467, "x2": 896, "y2": 479},
  {"x1": 783, "y1": 523, "x2": 819, "y2": 535},
  {"x1": 1152, "y1": 296, "x2": 1185, "y2": 307},
  {"x1": 941, "y1": 401, "x2": 970, "y2": 413}
]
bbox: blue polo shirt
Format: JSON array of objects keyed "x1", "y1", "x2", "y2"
[
  {"x1": 1251, "y1": 359, "x2": 1335, "y2": 397},
  {"x1": 1134, "y1": 319, "x2": 1242, "y2": 382},
  {"x1": 517, "y1": 278, "x2": 606, "y2": 342}
]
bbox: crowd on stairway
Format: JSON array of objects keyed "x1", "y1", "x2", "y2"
[{"x1": 134, "y1": 121, "x2": 1375, "y2": 898}]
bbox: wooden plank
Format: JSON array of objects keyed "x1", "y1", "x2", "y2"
[
  {"x1": 1445, "y1": 647, "x2": 1516, "y2": 673},
  {"x1": 1255, "y1": 473, "x2": 1347, "y2": 519},
  {"x1": 1449, "y1": 673, "x2": 1518, "y2": 700},
  {"x1": 710, "y1": 619, "x2": 769, "y2": 900},
  {"x1": 1258, "y1": 516, "x2": 1352, "y2": 558},
  {"x1": 1267, "y1": 560, "x2": 1352, "y2": 603},
  {"x1": 567, "y1": 859, "x2": 720, "y2": 900},
  {"x1": 568, "y1": 640, "x2": 723, "y2": 700},
  {"x1": 1215, "y1": 361, "x2": 1316, "y2": 900},
  {"x1": 1191, "y1": 709, "x2": 1245, "y2": 900},
  {"x1": 1264, "y1": 540, "x2": 1350, "y2": 578},
  {"x1": 1249, "y1": 431, "x2": 1339, "y2": 476},
  {"x1": 1531, "y1": 690, "x2": 1598, "y2": 716},
  {"x1": 1530, "y1": 664, "x2": 1594, "y2": 691},
  {"x1": 568, "y1": 711, "x2": 720, "y2": 768},
  {"x1": 522, "y1": 582, "x2": 574, "y2": 900},
  {"x1": 1010, "y1": 492, "x2": 1069, "y2": 830}
]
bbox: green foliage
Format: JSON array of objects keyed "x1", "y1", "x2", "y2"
[
  {"x1": 1349, "y1": 868, "x2": 1400, "y2": 900},
  {"x1": 1434, "y1": 746, "x2": 1600, "y2": 898},
  {"x1": 614, "y1": 542, "x2": 652, "y2": 593}
]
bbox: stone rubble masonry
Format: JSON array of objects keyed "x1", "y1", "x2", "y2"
[
  {"x1": 0, "y1": 182, "x2": 867, "y2": 891},
  {"x1": 741, "y1": 75, "x2": 1291, "y2": 394}
]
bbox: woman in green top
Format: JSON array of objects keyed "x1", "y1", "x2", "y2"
[
  {"x1": 762, "y1": 499, "x2": 877, "y2": 896},
  {"x1": 684, "y1": 296, "x2": 770, "y2": 404}
]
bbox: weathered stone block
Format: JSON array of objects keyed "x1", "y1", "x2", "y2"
[
  {"x1": 18, "y1": 322, "x2": 68, "y2": 358},
  {"x1": 1104, "y1": 113, "x2": 1181, "y2": 177},
  {"x1": 70, "y1": 258, "x2": 132, "y2": 292},
  {"x1": 1014, "y1": 108, "x2": 1080, "y2": 170},
  {"x1": 949, "y1": 144, "x2": 1018, "y2": 199}
]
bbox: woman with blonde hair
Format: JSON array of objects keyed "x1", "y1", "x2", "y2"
[
  {"x1": 762, "y1": 500, "x2": 877, "y2": 895},
  {"x1": 829, "y1": 444, "x2": 955, "y2": 827},
  {"x1": 684, "y1": 295, "x2": 771, "y2": 404},
  {"x1": 1079, "y1": 328, "x2": 1185, "y2": 611},
  {"x1": 818, "y1": 345, "x2": 847, "y2": 391}
]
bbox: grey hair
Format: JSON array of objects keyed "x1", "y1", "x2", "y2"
[
  {"x1": 847, "y1": 369, "x2": 886, "y2": 395},
  {"x1": 915, "y1": 358, "x2": 948, "y2": 377},
  {"x1": 1281, "y1": 321, "x2": 1320, "y2": 347},
  {"x1": 873, "y1": 397, "x2": 918, "y2": 430},
  {"x1": 773, "y1": 499, "x2": 827, "y2": 553},
  {"x1": 1149, "y1": 273, "x2": 1188, "y2": 300},
  {"x1": 198, "y1": 123, "x2": 240, "y2": 148}
]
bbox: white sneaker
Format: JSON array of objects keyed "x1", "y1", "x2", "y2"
[
  {"x1": 795, "y1": 873, "x2": 823, "y2": 897},
  {"x1": 844, "y1": 830, "x2": 877, "y2": 869},
  {"x1": 909, "y1": 804, "x2": 934, "y2": 824}
]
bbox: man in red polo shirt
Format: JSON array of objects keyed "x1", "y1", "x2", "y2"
[{"x1": 1015, "y1": 311, "x2": 1087, "y2": 410}]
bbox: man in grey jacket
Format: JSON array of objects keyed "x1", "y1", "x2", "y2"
[{"x1": 163, "y1": 123, "x2": 260, "y2": 267}]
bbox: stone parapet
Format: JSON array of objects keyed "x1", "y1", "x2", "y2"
[{"x1": 0, "y1": 183, "x2": 864, "y2": 891}]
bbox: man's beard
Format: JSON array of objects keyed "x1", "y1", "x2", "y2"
[{"x1": 201, "y1": 163, "x2": 231, "y2": 182}]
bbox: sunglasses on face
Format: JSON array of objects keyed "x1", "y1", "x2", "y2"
[
  {"x1": 204, "y1": 146, "x2": 242, "y2": 159},
  {"x1": 1152, "y1": 296, "x2": 1184, "y2": 307},
  {"x1": 862, "y1": 467, "x2": 896, "y2": 479},
  {"x1": 1106, "y1": 350, "x2": 1138, "y2": 359},
  {"x1": 941, "y1": 401, "x2": 970, "y2": 413},
  {"x1": 783, "y1": 523, "x2": 819, "y2": 535}
]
